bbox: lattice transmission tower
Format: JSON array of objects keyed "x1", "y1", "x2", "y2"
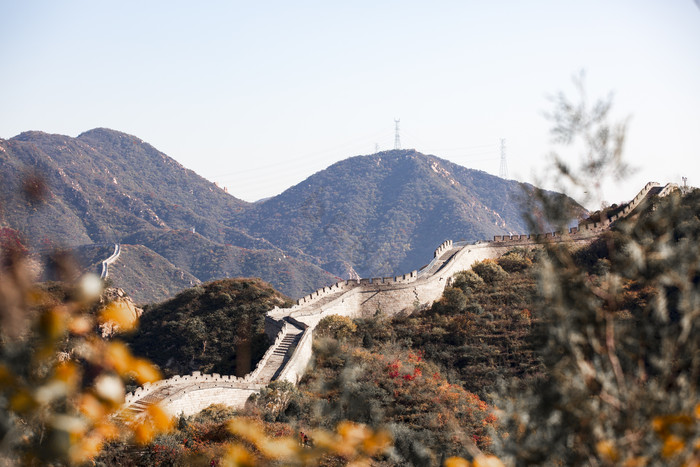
[
  {"x1": 499, "y1": 138, "x2": 508, "y2": 179},
  {"x1": 394, "y1": 119, "x2": 401, "y2": 150}
]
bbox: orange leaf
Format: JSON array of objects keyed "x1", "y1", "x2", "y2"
[
  {"x1": 99, "y1": 301, "x2": 137, "y2": 331},
  {"x1": 132, "y1": 358, "x2": 161, "y2": 384},
  {"x1": 444, "y1": 456, "x2": 471, "y2": 467},
  {"x1": 105, "y1": 342, "x2": 133, "y2": 375},
  {"x1": 147, "y1": 404, "x2": 174, "y2": 432}
]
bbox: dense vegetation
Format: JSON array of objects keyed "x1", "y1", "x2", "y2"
[
  {"x1": 2, "y1": 187, "x2": 699, "y2": 466},
  {"x1": 365, "y1": 250, "x2": 541, "y2": 400},
  {"x1": 107, "y1": 189, "x2": 700, "y2": 465},
  {"x1": 127, "y1": 278, "x2": 292, "y2": 378}
]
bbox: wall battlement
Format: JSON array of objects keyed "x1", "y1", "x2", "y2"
[{"x1": 122, "y1": 182, "x2": 670, "y2": 418}]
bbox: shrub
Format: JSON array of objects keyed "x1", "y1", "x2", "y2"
[
  {"x1": 245, "y1": 381, "x2": 300, "y2": 422},
  {"x1": 432, "y1": 287, "x2": 468, "y2": 315},
  {"x1": 471, "y1": 259, "x2": 508, "y2": 284},
  {"x1": 497, "y1": 251, "x2": 532, "y2": 273},
  {"x1": 316, "y1": 315, "x2": 357, "y2": 340},
  {"x1": 451, "y1": 270, "x2": 485, "y2": 294}
]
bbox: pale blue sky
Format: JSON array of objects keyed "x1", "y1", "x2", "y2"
[{"x1": 2, "y1": 1, "x2": 699, "y2": 207}]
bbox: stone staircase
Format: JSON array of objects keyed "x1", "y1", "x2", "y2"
[
  {"x1": 116, "y1": 385, "x2": 174, "y2": 421},
  {"x1": 255, "y1": 323, "x2": 304, "y2": 383},
  {"x1": 120, "y1": 181, "x2": 675, "y2": 420},
  {"x1": 118, "y1": 321, "x2": 305, "y2": 420}
]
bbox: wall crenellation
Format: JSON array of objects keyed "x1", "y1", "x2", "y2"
[
  {"x1": 433, "y1": 240, "x2": 453, "y2": 258},
  {"x1": 123, "y1": 182, "x2": 672, "y2": 418}
]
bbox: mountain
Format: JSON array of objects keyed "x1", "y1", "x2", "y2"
[
  {"x1": 0, "y1": 129, "x2": 580, "y2": 302},
  {"x1": 232, "y1": 149, "x2": 540, "y2": 278},
  {"x1": 0, "y1": 129, "x2": 339, "y2": 301}
]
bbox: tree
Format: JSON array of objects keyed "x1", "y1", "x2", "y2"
[{"x1": 493, "y1": 77, "x2": 700, "y2": 466}]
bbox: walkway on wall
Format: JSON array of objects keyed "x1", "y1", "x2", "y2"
[
  {"x1": 254, "y1": 321, "x2": 304, "y2": 382},
  {"x1": 119, "y1": 181, "x2": 673, "y2": 420},
  {"x1": 419, "y1": 246, "x2": 463, "y2": 277},
  {"x1": 118, "y1": 318, "x2": 306, "y2": 419},
  {"x1": 100, "y1": 244, "x2": 121, "y2": 279}
]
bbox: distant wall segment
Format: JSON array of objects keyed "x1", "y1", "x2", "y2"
[{"x1": 122, "y1": 182, "x2": 671, "y2": 418}]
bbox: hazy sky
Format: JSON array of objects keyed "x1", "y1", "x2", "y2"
[{"x1": 2, "y1": 1, "x2": 699, "y2": 207}]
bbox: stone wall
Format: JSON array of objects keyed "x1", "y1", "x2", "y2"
[
  {"x1": 123, "y1": 182, "x2": 667, "y2": 418},
  {"x1": 276, "y1": 325, "x2": 313, "y2": 384},
  {"x1": 164, "y1": 386, "x2": 262, "y2": 417}
]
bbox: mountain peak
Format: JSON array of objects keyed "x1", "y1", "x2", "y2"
[{"x1": 78, "y1": 127, "x2": 143, "y2": 142}]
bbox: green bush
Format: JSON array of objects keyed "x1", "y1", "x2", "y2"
[
  {"x1": 471, "y1": 259, "x2": 508, "y2": 284},
  {"x1": 246, "y1": 381, "x2": 300, "y2": 422},
  {"x1": 451, "y1": 270, "x2": 485, "y2": 294},
  {"x1": 316, "y1": 315, "x2": 357, "y2": 340},
  {"x1": 497, "y1": 251, "x2": 532, "y2": 273}
]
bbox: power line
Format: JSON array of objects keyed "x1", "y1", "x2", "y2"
[
  {"x1": 499, "y1": 138, "x2": 508, "y2": 179},
  {"x1": 394, "y1": 119, "x2": 401, "y2": 150}
]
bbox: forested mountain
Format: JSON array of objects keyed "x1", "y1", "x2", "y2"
[
  {"x1": 0, "y1": 129, "x2": 338, "y2": 301},
  {"x1": 0, "y1": 129, "x2": 576, "y2": 302},
  {"x1": 0, "y1": 129, "x2": 248, "y2": 246},
  {"x1": 233, "y1": 149, "x2": 542, "y2": 277}
]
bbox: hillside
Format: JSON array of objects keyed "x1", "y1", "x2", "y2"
[
  {"x1": 0, "y1": 129, "x2": 582, "y2": 302},
  {"x1": 235, "y1": 149, "x2": 560, "y2": 278},
  {"x1": 0, "y1": 129, "x2": 249, "y2": 246},
  {"x1": 0, "y1": 130, "x2": 339, "y2": 300},
  {"x1": 121, "y1": 229, "x2": 341, "y2": 299},
  {"x1": 128, "y1": 278, "x2": 292, "y2": 378}
]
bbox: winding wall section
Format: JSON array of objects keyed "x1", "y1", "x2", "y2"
[
  {"x1": 100, "y1": 244, "x2": 121, "y2": 279},
  {"x1": 121, "y1": 182, "x2": 671, "y2": 417}
]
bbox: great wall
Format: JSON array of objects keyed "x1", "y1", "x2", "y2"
[
  {"x1": 100, "y1": 243, "x2": 121, "y2": 279},
  {"x1": 119, "y1": 181, "x2": 675, "y2": 419}
]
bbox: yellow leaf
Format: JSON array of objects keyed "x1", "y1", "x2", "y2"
[
  {"x1": 361, "y1": 429, "x2": 392, "y2": 456},
  {"x1": 99, "y1": 301, "x2": 137, "y2": 331},
  {"x1": 69, "y1": 435, "x2": 103, "y2": 464},
  {"x1": 54, "y1": 361, "x2": 80, "y2": 389},
  {"x1": 147, "y1": 404, "x2": 174, "y2": 432},
  {"x1": 133, "y1": 420, "x2": 155, "y2": 445},
  {"x1": 338, "y1": 421, "x2": 371, "y2": 446},
  {"x1": 132, "y1": 358, "x2": 161, "y2": 384},
  {"x1": 695, "y1": 403, "x2": 700, "y2": 420},
  {"x1": 10, "y1": 390, "x2": 36, "y2": 413},
  {"x1": 95, "y1": 421, "x2": 120, "y2": 441},
  {"x1": 41, "y1": 307, "x2": 67, "y2": 340},
  {"x1": 662, "y1": 434, "x2": 684, "y2": 458},
  {"x1": 228, "y1": 417, "x2": 265, "y2": 442},
  {"x1": 222, "y1": 443, "x2": 257, "y2": 467},
  {"x1": 106, "y1": 341, "x2": 133, "y2": 375},
  {"x1": 68, "y1": 315, "x2": 93, "y2": 335},
  {"x1": 257, "y1": 437, "x2": 297, "y2": 460},
  {"x1": 444, "y1": 456, "x2": 471, "y2": 467},
  {"x1": 596, "y1": 440, "x2": 619, "y2": 462}
]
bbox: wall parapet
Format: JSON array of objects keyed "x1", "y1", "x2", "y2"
[
  {"x1": 245, "y1": 322, "x2": 294, "y2": 383},
  {"x1": 434, "y1": 240, "x2": 453, "y2": 258},
  {"x1": 295, "y1": 280, "x2": 352, "y2": 306},
  {"x1": 124, "y1": 181, "x2": 665, "y2": 417},
  {"x1": 124, "y1": 370, "x2": 261, "y2": 405},
  {"x1": 276, "y1": 327, "x2": 313, "y2": 384}
]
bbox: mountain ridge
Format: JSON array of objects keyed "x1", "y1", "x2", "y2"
[{"x1": 1, "y1": 128, "x2": 581, "y2": 301}]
